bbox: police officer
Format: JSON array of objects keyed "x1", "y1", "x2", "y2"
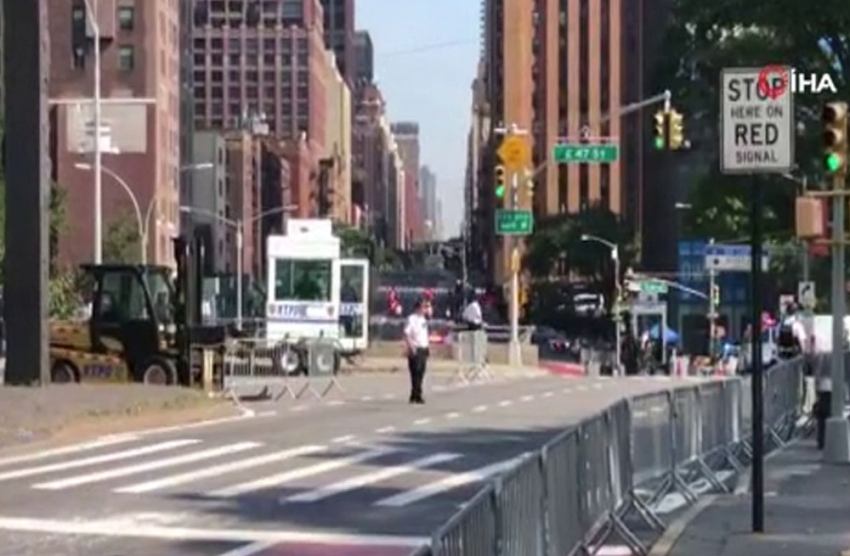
[{"x1": 404, "y1": 298, "x2": 432, "y2": 404}]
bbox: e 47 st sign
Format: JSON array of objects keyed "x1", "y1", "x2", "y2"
[{"x1": 720, "y1": 67, "x2": 795, "y2": 174}]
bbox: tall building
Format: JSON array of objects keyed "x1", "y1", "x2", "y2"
[
  {"x1": 191, "y1": 131, "x2": 229, "y2": 273},
  {"x1": 191, "y1": 0, "x2": 328, "y2": 218},
  {"x1": 320, "y1": 51, "x2": 352, "y2": 224},
  {"x1": 318, "y1": 0, "x2": 355, "y2": 84},
  {"x1": 351, "y1": 84, "x2": 386, "y2": 230},
  {"x1": 48, "y1": 0, "x2": 181, "y2": 268},
  {"x1": 179, "y1": 0, "x2": 196, "y2": 233},
  {"x1": 352, "y1": 30, "x2": 373, "y2": 85},
  {"x1": 419, "y1": 165, "x2": 437, "y2": 236},
  {"x1": 390, "y1": 122, "x2": 423, "y2": 245}
]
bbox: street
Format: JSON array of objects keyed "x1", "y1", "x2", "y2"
[{"x1": 0, "y1": 373, "x2": 705, "y2": 555}]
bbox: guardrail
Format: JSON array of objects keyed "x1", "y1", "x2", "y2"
[{"x1": 414, "y1": 356, "x2": 804, "y2": 556}]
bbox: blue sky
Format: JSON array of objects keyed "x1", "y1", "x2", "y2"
[{"x1": 356, "y1": 0, "x2": 480, "y2": 238}]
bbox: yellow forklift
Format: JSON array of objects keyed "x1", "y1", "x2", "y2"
[{"x1": 49, "y1": 236, "x2": 230, "y2": 385}]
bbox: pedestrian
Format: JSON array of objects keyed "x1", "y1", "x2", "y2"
[
  {"x1": 404, "y1": 298, "x2": 431, "y2": 404},
  {"x1": 461, "y1": 295, "x2": 484, "y2": 331}
]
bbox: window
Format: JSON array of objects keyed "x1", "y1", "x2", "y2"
[
  {"x1": 96, "y1": 271, "x2": 150, "y2": 323},
  {"x1": 273, "y1": 259, "x2": 332, "y2": 301},
  {"x1": 144, "y1": 270, "x2": 175, "y2": 323},
  {"x1": 118, "y1": 6, "x2": 135, "y2": 30},
  {"x1": 72, "y1": 6, "x2": 85, "y2": 22},
  {"x1": 72, "y1": 47, "x2": 86, "y2": 69},
  {"x1": 118, "y1": 46, "x2": 135, "y2": 71}
]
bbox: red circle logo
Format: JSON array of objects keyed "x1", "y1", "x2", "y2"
[{"x1": 757, "y1": 65, "x2": 789, "y2": 99}]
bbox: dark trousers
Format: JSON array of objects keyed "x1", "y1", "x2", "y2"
[{"x1": 408, "y1": 347, "x2": 429, "y2": 401}]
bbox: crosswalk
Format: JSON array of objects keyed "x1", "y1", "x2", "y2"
[{"x1": 0, "y1": 435, "x2": 519, "y2": 509}]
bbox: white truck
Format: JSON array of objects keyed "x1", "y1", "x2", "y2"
[{"x1": 265, "y1": 219, "x2": 369, "y2": 374}]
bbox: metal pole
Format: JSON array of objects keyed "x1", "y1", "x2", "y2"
[
  {"x1": 236, "y1": 223, "x2": 244, "y2": 330},
  {"x1": 613, "y1": 250, "x2": 621, "y2": 375},
  {"x1": 508, "y1": 167, "x2": 521, "y2": 365},
  {"x1": 801, "y1": 176, "x2": 810, "y2": 282},
  {"x1": 91, "y1": 2, "x2": 102, "y2": 264},
  {"x1": 823, "y1": 174, "x2": 850, "y2": 462},
  {"x1": 750, "y1": 177, "x2": 764, "y2": 533},
  {"x1": 708, "y1": 238, "x2": 717, "y2": 358}
]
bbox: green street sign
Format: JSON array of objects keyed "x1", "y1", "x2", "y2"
[
  {"x1": 639, "y1": 280, "x2": 668, "y2": 294},
  {"x1": 496, "y1": 209, "x2": 533, "y2": 235},
  {"x1": 553, "y1": 143, "x2": 619, "y2": 163}
]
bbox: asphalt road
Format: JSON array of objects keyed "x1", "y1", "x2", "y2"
[{"x1": 0, "y1": 372, "x2": 707, "y2": 556}]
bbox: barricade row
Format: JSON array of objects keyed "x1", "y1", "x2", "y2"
[{"x1": 419, "y1": 356, "x2": 806, "y2": 556}]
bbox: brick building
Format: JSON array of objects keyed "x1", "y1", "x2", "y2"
[{"x1": 48, "y1": 0, "x2": 181, "y2": 268}]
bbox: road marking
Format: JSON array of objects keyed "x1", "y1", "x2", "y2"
[
  {"x1": 0, "y1": 439, "x2": 199, "y2": 481},
  {"x1": 562, "y1": 388, "x2": 572, "y2": 393},
  {"x1": 520, "y1": 395, "x2": 534, "y2": 402},
  {"x1": 593, "y1": 384, "x2": 603, "y2": 389},
  {"x1": 0, "y1": 516, "x2": 428, "y2": 546},
  {"x1": 282, "y1": 453, "x2": 461, "y2": 503},
  {"x1": 328, "y1": 400, "x2": 345, "y2": 406},
  {"x1": 413, "y1": 418, "x2": 431, "y2": 425},
  {"x1": 542, "y1": 392, "x2": 553, "y2": 398},
  {"x1": 498, "y1": 400, "x2": 512, "y2": 407},
  {"x1": 33, "y1": 442, "x2": 260, "y2": 490},
  {"x1": 472, "y1": 405, "x2": 488, "y2": 412},
  {"x1": 577, "y1": 385, "x2": 588, "y2": 391},
  {"x1": 362, "y1": 396, "x2": 373, "y2": 401},
  {"x1": 216, "y1": 542, "x2": 276, "y2": 556},
  {"x1": 375, "y1": 458, "x2": 518, "y2": 507},
  {"x1": 208, "y1": 446, "x2": 395, "y2": 498},
  {"x1": 331, "y1": 435, "x2": 355, "y2": 444},
  {"x1": 444, "y1": 412, "x2": 460, "y2": 420},
  {"x1": 114, "y1": 445, "x2": 326, "y2": 494},
  {"x1": 290, "y1": 405, "x2": 308, "y2": 412},
  {"x1": 383, "y1": 394, "x2": 395, "y2": 400},
  {"x1": 375, "y1": 426, "x2": 395, "y2": 434},
  {"x1": 0, "y1": 434, "x2": 140, "y2": 468},
  {"x1": 128, "y1": 410, "x2": 271, "y2": 437}
]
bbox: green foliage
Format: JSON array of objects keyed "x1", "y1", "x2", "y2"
[
  {"x1": 335, "y1": 224, "x2": 404, "y2": 270},
  {"x1": 658, "y1": 0, "x2": 850, "y2": 245},
  {"x1": 524, "y1": 203, "x2": 637, "y2": 280},
  {"x1": 103, "y1": 211, "x2": 141, "y2": 264}
]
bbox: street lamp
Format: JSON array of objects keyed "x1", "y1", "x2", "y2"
[
  {"x1": 82, "y1": 0, "x2": 103, "y2": 264},
  {"x1": 76, "y1": 162, "x2": 213, "y2": 264},
  {"x1": 580, "y1": 234, "x2": 621, "y2": 375},
  {"x1": 180, "y1": 204, "x2": 297, "y2": 328}
]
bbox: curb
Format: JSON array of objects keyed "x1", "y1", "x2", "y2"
[
  {"x1": 539, "y1": 360, "x2": 586, "y2": 376},
  {"x1": 647, "y1": 495, "x2": 717, "y2": 556}
]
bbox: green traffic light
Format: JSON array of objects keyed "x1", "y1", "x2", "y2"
[
  {"x1": 495, "y1": 185, "x2": 505, "y2": 197},
  {"x1": 826, "y1": 152, "x2": 841, "y2": 172},
  {"x1": 653, "y1": 137, "x2": 664, "y2": 150}
]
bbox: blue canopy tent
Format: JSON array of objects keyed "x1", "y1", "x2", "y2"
[{"x1": 649, "y1": 323, "x2": 679, "y2": 344}]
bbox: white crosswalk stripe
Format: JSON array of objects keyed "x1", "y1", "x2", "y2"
[
  {"x1": 0, "y1": 436, "x2": 522, "y2": 510},
  {"x1": 32, "y1": 442, "x2": 261, "y2": 490}
]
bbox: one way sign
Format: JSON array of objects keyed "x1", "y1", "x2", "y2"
[{"x1": 798, "y1": 281, "x2": 815, "y2": 309}]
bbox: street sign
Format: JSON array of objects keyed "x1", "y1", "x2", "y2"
[
  {"x1": 639, "y1": 280, "x2": 668, "y2": 294},
  {"x1": 704, "y1": 243, "x2": 769, "y2": 272},
  {"x1": 495, "y1": 209, "x2": 533, "y2": 235},
  {"x1": 553, "y1": 143, "x2": 619, "y2": 163},
  {"x1": 719, "y1": 67, "x2": 794, "y2": 174},
  {"x1": 497, "y1": 135, "x2": 531, "y2": 170},
  {"x1": 798, "y1": 281, "x2": 815, "y2": 309}
]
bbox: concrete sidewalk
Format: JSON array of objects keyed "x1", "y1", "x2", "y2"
[{"x1": 656, "y1": 435, "x2": 850, "y2": 556}]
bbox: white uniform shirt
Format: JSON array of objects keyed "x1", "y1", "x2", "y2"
[
  {"x1": 461, "y1": 300, "x2": 483, "y2": 326},
  {"x1": 405, "y1": 313, "x2": 430, "y2": 349}
]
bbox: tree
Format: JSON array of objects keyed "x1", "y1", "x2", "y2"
[
  {"x1": 656, "y1": 0, "x2": 850, "y2": 243},
  {"x1": 103, "y1": 212, "x2": 141, "y2": 264}
]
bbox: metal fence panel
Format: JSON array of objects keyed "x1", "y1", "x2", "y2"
[
  {"x1": 542, "y1": 429, "x2": 583, "y2": 556},
  {"x1": 432, "y1": 485, "x2": 498, "y2": 556},
  {"x1": 723, "y1": 379, "x2": 744, "y2": 445},
  {"x1": 497, "y1": 454, "x2": 545, "y2": 556},
  {"x1": 456, "y1": 330, "x2": 488, "y2": 366},
  {"x1": 672, "y1": 388, "x2": 700, "y2": 466},
  {"x1": 698, "y1": 382, "x2": 726, "y2": 455},
  {"x1": 607, "y1": 400, "x2": 633, "y2": 507},
  {"x1": 629, "y1": 392, "x2": 672, "y2": 485},
  {"x1": 578, "y1": 414, "x2": 614, "y2": 533}
]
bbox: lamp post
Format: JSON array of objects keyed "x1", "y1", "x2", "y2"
[
  {"x1": 581, "y1": 234, "x2": 621, "y2": 375},
  {"x1": 180, "y1": 204, "x2": 296, "y2": 328},
  {"x1": 82, "y1": 0, "x2": 103, "y2": 263},
  {"x1": 76, "y1": 162, "x2": 213, "y2": 264}
]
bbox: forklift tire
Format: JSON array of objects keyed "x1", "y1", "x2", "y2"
[
  {"x1": 278, "y1": 348, "x2": 301, "y2": 376},
  {"x1": 51, "y1": 361, "x2": 79, "y2": 383},
  {"x1": 141, "y1": 358, "x2": 177, "y2": 385}
]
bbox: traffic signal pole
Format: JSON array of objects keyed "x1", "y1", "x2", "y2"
[{"x1": 708, "y1": 238, "x2": 717, "y2": 358}]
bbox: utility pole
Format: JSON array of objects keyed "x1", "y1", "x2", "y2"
[{"x1": 708, "y1": 238, "x2": 717, "y2": 358}]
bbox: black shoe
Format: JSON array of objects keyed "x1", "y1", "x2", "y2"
[{"x1": 414, "y1": 397, "x2": 425, "y2": 404}]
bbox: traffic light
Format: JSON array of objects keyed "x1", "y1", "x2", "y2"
[
  {"x1": 710, "y1": 284, "x2": 720, "y2": 307},
  {"x1": 668, "y1": 110, "x2": 685, "y2": 150},
  {"x1": 653, "y1": 110, "x2": 667, "y2": 150},
  {"x1": 823, "y1": 101, "x2": 848, "y2": 175},
  {"x1": 495, "y1": 164, "x2": 506, "y2": 198}
]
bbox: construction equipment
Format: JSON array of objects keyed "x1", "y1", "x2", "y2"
[{"x1": 49, "y1": 236, "x2": 229, "y2": 385}]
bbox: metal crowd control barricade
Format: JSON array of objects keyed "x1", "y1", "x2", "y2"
[
  {"x1": 221, "y1": 339, "x2": 298, "y2": 401},
  {"x1": 297, "y1": 338, "x2": 345, "y2": 399},
  {"x1": 453, "y1": 329, "x2": 491, "y2": 384}
]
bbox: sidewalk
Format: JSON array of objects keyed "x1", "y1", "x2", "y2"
[{"x1": 656, "y1": 435, "x2": 850, "y2": 556}]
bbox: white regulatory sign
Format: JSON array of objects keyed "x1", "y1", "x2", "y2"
[
  {"x1": 798, "y1": 281, "x2": 815, "y2": 309},
  {"x1": 720, "y1": 67, "x2": 794, "y2": 174}
]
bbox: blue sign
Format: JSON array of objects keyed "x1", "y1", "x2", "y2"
[
  {"x1": 704, "y1": 243, "x2": 769, "y2": 271},
  {"x1": 678, "y1": 241, "x2": 749, "y2": 305},
  {"x1": 340, "y1": 303, "x2": 363, "y2": 317}
]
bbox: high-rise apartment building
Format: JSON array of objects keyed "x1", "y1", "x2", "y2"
[
  {"x1": 390, "y1": 122, "x2": 422, "y2": 244},
  {"x1": 352, "y1": 30, "x2": 373, "y2": 86},
  {"x1": 419, "y1": 165, "x2": 437, "y2": 237},
  {"x1": 191, "y1": 0, "x2": 328, "y2": 218},
  {"x1": 48, "y1": 0, "x2": 181, "y2": 268},
  {"x1": 318, "y1": 0, "x2": 355, "y2": 84},
  {"x1": 320, "y1": 50, "x2": 352, "y2": 224}
]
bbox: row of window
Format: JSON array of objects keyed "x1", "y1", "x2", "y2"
[
  {"x1": 72, "y1": 45, "x2": 135, "y2": 71},
  {"x1": 71, "y1": 4, "x2": 136, "y2": 31},
  {"x1": 195, "y1": 85, "x2": 310, "y2": 99},
  {"x1": 193, "y1": 37, "x2": 309, "y2": 53},
  {"x1": 193, "y1": 53, "x2": 310, "y2": 66},
  {"x1": 193, "y1": 68, "x2": 310, "y2": 83}
]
